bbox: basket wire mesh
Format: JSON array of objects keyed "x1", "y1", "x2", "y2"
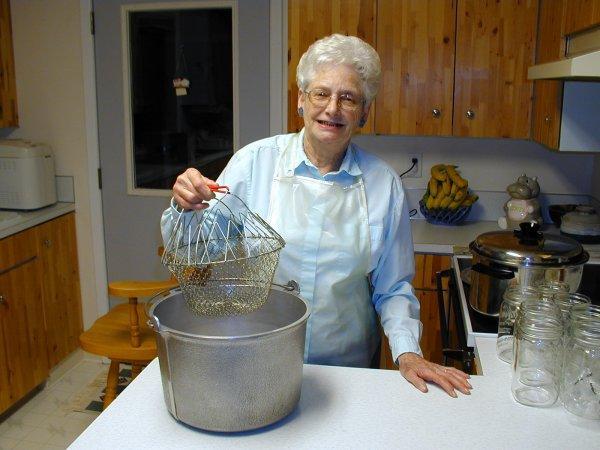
[{"x1": 162, "y1": 189, "x2": 285, "y2": 315}]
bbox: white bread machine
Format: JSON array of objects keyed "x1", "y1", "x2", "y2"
[{"x1": 0, "y1": 139, "x2": 57, "y2": 210}]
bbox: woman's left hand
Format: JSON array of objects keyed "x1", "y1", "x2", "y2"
[{"x1": 398, "y1": 352, "x2": 472, "y2": 398}]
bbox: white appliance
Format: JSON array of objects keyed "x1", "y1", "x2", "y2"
[{"x1": 0, "y1": 139, "x2": 57, "y2": 210}]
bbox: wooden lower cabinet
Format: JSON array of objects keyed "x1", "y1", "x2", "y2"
[
  {"x1": 0, "y1": 212, "x2": 82, "y2": 414},
  {"x1": 0, "y1": 229, "x2": 49, "y2": 413},
  {"x1": 379, "y1": 253, "x2": 450, "y2": 370},
  {"x1": 36, "y1": 213, "x2": 83, "y2": 368}
]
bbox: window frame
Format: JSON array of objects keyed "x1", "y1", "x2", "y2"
[{"x1": 120, "y1": 1, "x2": 239, "y2": 197}]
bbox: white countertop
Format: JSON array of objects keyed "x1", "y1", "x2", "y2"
[
  {"x1": 0, "y1": 202, "x2": 76, "y2": 240},
  {"x1": 70, "y1": 344, "x2": 600, "y2": 449},
  {"x1": 411, "y1": 219, "x2": 600, "y2": 262},
  {"x1": 411, "y1": 219, "x2": 500, "y2": 254}
]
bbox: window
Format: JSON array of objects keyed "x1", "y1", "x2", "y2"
[{"x1": 123, "y1": 4, "x2": 235, "y2": 194}]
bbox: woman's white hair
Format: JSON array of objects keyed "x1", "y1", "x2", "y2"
[{"x1": 296, "y1": 34, "x2": 381, "y2": 104}]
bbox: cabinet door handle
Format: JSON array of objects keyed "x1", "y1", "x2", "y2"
[
  {"x1": 544, "y1": 116, "x2": 551, "y2": 123},
  {"x1": 44, "y1": 239, "x2": 52, "y2": 248},
  {"x1": 432, "y1": 108, "x2": 441, "y2": 118},
  {"x1": 0, "y1": 295, "x2": 5, "y2": 305},
  {"x1": 465, "y1": 109, "x2": 475, "y2": 120}
]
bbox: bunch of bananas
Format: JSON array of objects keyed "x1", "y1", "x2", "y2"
[{"x1": 422, "y1": 164, "x2": 478, "y2": 210}]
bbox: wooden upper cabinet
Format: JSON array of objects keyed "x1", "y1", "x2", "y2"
[
  {"x1": 453, "y1": 0, "x2": 538, "y2": 139},
  {"x1": 0, "y1": 0, "x2": 18, "y2": 128},
  {"x1": 287, "y1": 0, "x2": 377, "y2": 134},
  {"x1": 375, "y1": 0, "x2": 456, "y2": 136},
  {"x1": 563, "y1": 0, "x2": 600, "y2": 34},
  {"x1": 531, "y1": 0, "x2": 566, "y2": 149}
]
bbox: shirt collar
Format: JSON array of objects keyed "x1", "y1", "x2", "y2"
[{"x1": 289, "y1": 128, "x2": 363, "y2": 178}]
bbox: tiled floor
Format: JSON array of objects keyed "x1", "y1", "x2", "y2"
[{"x1": 0, "y1": 358, "x2": 106, "y2": 450}]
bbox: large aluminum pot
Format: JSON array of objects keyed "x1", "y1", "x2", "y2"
[
  {"x1": 148, "y1": 285, "x2": 310, "y2": 432},
  {"x1": 468, "y1": 223, "x2": 589, "y2": 317}
]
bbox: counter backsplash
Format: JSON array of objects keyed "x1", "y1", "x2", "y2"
[{"x1": 406, "y1": 188, "x2": 594, "y2": 223}]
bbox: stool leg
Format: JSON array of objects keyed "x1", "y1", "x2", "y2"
[
  {"x1": 104, "y1": 360, "x2": 120, "y2": 410},
  {"x1": 131, "y1": 363, "x2": 142, "y2": 379}
]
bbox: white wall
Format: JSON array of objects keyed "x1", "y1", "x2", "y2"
[
  {"x1": 354, "y1": 135, "x2": 594, "y2": 196},
  {"x1": 7, "y1": 0, "x2": 99, "y2": 328}
]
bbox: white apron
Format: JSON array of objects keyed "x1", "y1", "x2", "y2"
[{"x1": 267, "y1": 133, "x2": 378, "y2": 367}]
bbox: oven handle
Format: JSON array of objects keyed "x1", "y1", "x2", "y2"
[{"x1": 436, "y1": 268, "x2": 474, "y2": 373}]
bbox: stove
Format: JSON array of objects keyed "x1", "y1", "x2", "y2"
[{"x1": 450, "y1": 253, "x2": 600, "y2": 348}]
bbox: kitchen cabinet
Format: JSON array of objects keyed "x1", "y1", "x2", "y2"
[
  {"x1": 288, "y1": 0, "x2": 537, "y2": 139},
  {"x1": 0, "y1": 212, "x2": 82, "y2": 414},
  {"x1": 380, "y1": 253, "x2": 450, "y2": 370},
  {"x1": 0, "y1": 0, "x2": 18, "y2": 128},
  {"x1": 531, "y1": 0, "x2": 566, "y2": 149},
  {"x1": 531, "y1": 0, "x2": 600, "y2": 150},
  {"x1": 453, "y1": 0, "x2": 537, "y2": 138},
  {"x1": 287, "y1": 0, "x2": 377, "y2": 133},
  {"x1": 562, "y1": 0, "x2": 600, "y2": 34},
  {"x1": 36, "y1": 213, "x2": 83, "y2": 368},
  {"x1": 0, "y1": 229, "x2": 49, "y2": 414},
  {"x1": 375, "y1": 0, "x2": 456, "y2": 136}
]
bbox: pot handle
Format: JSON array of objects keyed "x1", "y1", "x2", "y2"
[
  {"x1": 145, "y1": 286, "x2": 180, "y2": 330},
  {"x1": 272, "y1": 280, "x2": 300, "y2": 294},
  {"x1": 471, "y1": 263, "x2": 515, "y2": 280}
]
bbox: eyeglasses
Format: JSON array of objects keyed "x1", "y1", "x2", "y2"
[{"x1": 304, "y1": 89, "x2": 363, "y2": 112}]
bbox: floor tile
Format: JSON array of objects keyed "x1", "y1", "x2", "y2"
[
  {"x1": 18, "y1": 412, "x2": 51, "y2": 428},
  {"x1": 0, "y1": 424, "x2": 37, "y2": 441},
  {"x1": 13, "y1": 442, "x2": 49, "y2": 450},
  {"x1": 0, "y1": 436, "x2": 20, "y2": 450},
  {"x1": 1, "y1": 357, "x2": 108, "y2": 449},
  {"x1": 20, "y1": 425, "x2": 53, "y2": 444}
]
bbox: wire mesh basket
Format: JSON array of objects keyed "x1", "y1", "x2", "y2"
[{"x1": 162, "y1": 187, "x2": 285, "y2": 315}]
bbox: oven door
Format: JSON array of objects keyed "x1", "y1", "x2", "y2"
[{"x1": 436, "y1": 268, "x2": 475, "y2": 374}]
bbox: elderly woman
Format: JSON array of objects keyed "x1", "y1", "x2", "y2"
[{"x1": 162, "y1": 34, "x2": 471, "y2": 397}]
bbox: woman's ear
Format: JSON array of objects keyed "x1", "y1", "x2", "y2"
[
  {"x1": 359, "y1": 103, "x2": 372, "y2": 127},
  {"x1": 297, "y1": 89, "x2": 304, "y2": 110}
]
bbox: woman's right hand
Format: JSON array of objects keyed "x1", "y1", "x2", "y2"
[{"x1": 172, "y1": 168, "x2": 218, "y2": 210}]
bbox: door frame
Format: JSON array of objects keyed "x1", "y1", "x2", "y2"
[
  {"x1": 80, "y1": 0, "x2": 109, "y2": 317},
  {"x1": 120, "y1": 0, "x2": 239, "y2": 197}
]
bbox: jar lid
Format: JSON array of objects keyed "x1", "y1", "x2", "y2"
[{"x1": 470, "y1": 222, "x2": 589, "y2": 267}]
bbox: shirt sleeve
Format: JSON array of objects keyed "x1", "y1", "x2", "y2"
[
  {"x1": 370, "y1": 178, "x2": 423, "y2": 364},
  {"x1": 159, "y1": 142, "x2": 260, "y2": 248}
]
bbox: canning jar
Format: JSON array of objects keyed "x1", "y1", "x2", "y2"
[
  {"x1": 497, "y1": 286, "x2": 540, "y2": 363},
  {"x1": 560, "y1": 304, "x2": 600, "y2": 420},
  {"x1": 536, "y1": 281, "x2": 570, "y2": 301},
  {"x1": 553, "y1": 292, "x2": 591, "y2": 323},
  {"x1": 511, "y1": 299, "x2": 564, "y2": 407}
]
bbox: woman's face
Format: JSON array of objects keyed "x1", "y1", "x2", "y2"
[{"x1": 298, "y1": 64, "x2": 370, "y2": 149}]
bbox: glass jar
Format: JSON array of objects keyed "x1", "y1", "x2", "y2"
[
  {"x1": 511, "y1": 299, "x2": 564, "y2": 407},
  {"x1": 497, "y1": 286, "x2": 540, "y2": 363},
  {"x1": 536, "y1": 281, "x2": 570, "y2": 302},
  {"x1": 553, "y1": 292, "x2": 591, "y2": 323},
  {"x1": 560, "y1": 305, "x2": 600, "y2": 420}
]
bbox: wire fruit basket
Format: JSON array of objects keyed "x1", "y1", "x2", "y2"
[
  {"x1": 419, "y1": 199, "x2": 472, "y2": 226},
  {"x1": 162, "y1": 186, "x2": 285, "y2": 315}
]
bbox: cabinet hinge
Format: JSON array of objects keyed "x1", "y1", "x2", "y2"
[
  {"x1": 90, "y1": 10, "x2": 95, "y2": 35},
  {"x1": 97, "y1": 168, "x2": 102, "y2": 190}
]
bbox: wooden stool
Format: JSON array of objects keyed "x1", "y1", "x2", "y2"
[{"x1": 79, "y1": 279, "x2": 178, "y2": 409}]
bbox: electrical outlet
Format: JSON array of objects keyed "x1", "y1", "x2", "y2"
[{"x1": 403, "y1": 153, "x2": 422, "y2": 178}]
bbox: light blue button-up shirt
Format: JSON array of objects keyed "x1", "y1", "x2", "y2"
[{"x1": 161, "y1": 131, "x2": 422, "y2": 363}]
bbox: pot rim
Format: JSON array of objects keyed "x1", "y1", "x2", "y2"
[
  {"x1": 148, "y1": 286, "x2": 311, "y2": 341},
  {"x1": 469, "y1": 241, "x2": 589, "y2": 268}
]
